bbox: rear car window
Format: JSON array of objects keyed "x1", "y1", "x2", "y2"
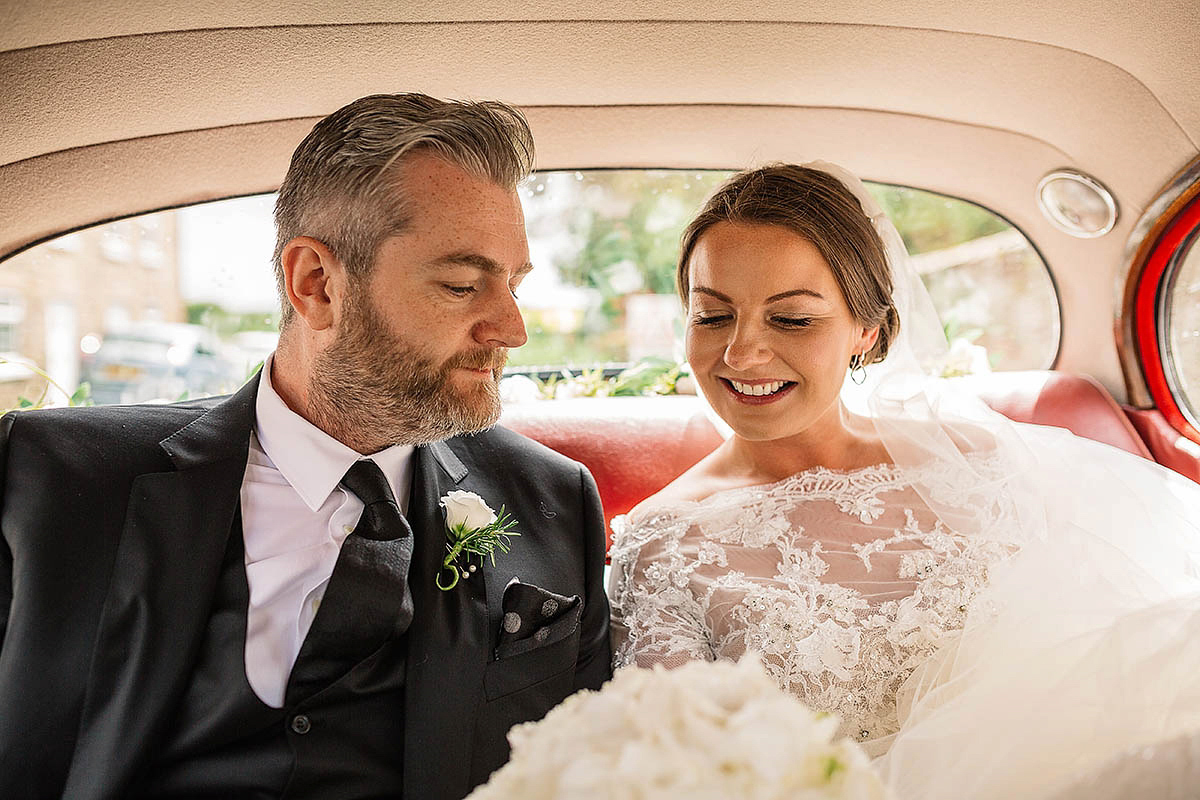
[
  {"x1": 1164, "y1": 229, "x2": 1200, "y2": 427},
  {"x1": 515, "y1": 171, "x2": 1057, "y2": 381},
  {"x1": 0, "y1": 171, "x2": 1058, "y2": 408}
]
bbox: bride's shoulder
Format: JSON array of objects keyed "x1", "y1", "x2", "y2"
[
  {"x1": 880, "y1": 415, "x2": 1003, "y2": 458},
  {"x1": 623, "y1": 447, "x2": 740, "y2": 524}
]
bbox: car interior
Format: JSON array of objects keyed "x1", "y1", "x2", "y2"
[{"x1": 3, "y1": 2, "x2": 1199, "y2": 540}]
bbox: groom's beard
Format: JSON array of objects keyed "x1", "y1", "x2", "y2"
[{"x1": 308, "y1": 294, "x2": 507, "y2": 452}]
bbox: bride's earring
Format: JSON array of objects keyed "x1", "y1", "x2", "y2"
[{"x1": 849, "y1": 353, "x2": 867, "y2": 385}]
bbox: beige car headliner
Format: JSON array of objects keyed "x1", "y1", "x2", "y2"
[{"x1": 2, "y1": 1, "x2": 1199, "y2": 398}]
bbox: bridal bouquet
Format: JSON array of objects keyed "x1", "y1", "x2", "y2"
[{"x1": 467, "y1": 655, "x2": 889, "y2": 800}]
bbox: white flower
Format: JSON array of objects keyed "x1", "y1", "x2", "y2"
[
  {"x1": 440, "y1": 490, "x2": 497, "y2": 531},
  {"x1": 498, "y1": 374, "x2": 542, "y2": 404},
  {"x1": 935, "y1": 337, "x2": 992, "y2": 378},
  {"x1": 553, "y1": 381, "x2": 585, "y2": 400},
  {"x1": 466, "y1": 654, "x2": 890, "y2": 800}
]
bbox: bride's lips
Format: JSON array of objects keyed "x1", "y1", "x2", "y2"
[{"x1": 719, "y1": 377, "x2": 797, "y2": 405}]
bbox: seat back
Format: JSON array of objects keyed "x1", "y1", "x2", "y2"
[
  {"x1": 500, "y1": 370, "x2": 1153, "y2": 549},
  {"x1": 501, "y1": 396, "x2": 723, "y2": 534},
  {"x1": 956, "y1": 371, "x2": 1152, "y2": 459},
  {"x1": 1122, "y1": 407, "x2": 1200, "y2": 483}
]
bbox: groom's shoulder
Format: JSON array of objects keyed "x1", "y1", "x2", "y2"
[{"x1": 1, "y1": 396, "x2": 217, "y2": 454}]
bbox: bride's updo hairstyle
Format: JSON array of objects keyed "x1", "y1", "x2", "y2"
[{"x1": 677, "y1": 164, "x2": 900, "y2": 365}]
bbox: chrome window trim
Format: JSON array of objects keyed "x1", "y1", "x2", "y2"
[
  {"x1": 1116, "y1": 156, "x2": 1200, "y2": 407},
  {"x1": 1158, "y1": 227, "x2": 1200, "y2": 430}
]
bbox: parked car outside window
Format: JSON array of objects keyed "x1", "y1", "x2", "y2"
[{"x1": 79, "y1": 322, "x2": 241, "y2": 404}]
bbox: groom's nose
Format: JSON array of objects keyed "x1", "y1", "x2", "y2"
[{"x1": 473, "y1": 287, "x2": 528, "y2": 349}]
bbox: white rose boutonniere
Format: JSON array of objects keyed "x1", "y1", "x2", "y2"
[
  {"x1": 442, "y1": 490, "x2": 499, "y2": 530},
  {"x1": 437, "y1": 490, "x2": 520, "y2": 591}
]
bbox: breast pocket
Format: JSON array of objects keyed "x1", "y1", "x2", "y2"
[{"x1": 484, "y1": 606, "x2": 582, "y2": 701}]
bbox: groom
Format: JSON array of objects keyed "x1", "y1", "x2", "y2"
[{"x1": 0, "y1": 94, "x2": 611, "y2": 799}]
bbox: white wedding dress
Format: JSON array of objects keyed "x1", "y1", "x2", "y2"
[
  {"x1": 609, "y1": 427, "x2": 1200, "y2": 799},
  {"x1": 610, "y1": 451, "x2": 1016, "y2": 752}
]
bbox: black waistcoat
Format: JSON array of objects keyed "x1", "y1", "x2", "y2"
[{"x1": 135, "y1": 514, "x2": 408, "y2": 799}]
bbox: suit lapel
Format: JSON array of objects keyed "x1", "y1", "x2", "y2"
[
  {"x1": 404, "y1": 440, "x2": 494, "y2": 800},
  {"x1": 63, "y1": 377, "x2": 259, "y2": 799}
]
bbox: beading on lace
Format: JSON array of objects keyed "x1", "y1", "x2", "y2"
[{"x1": 609, "y1": 452, "x2": 1016, "y2": 746}]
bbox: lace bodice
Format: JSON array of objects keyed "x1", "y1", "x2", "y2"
[{"x1": 609, "y1": 453, "x2": 1017, "y2": 749}]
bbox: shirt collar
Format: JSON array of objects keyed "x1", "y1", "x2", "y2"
[{"x1": 254, "y1": 353, "x2": 415, "y2": 512}]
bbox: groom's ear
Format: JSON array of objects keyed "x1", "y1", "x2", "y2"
[{"x1": 280, "y1": 236, "x2": 347, "y2": 332}]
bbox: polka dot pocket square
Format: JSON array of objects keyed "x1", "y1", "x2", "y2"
[{"x1": 497, "y1": 580, "x2": 582, "y2": 659}]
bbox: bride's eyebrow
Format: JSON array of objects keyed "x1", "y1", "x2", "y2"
[
  {"x1": 690, "y1": 287, "x2": 827, "y2": 303},
  {"x1": 766, "y1": 288, "x2": 826, "y2": 303},
  {"x1": 690, "y1": 286, "x2": 732, "y2": 302}
]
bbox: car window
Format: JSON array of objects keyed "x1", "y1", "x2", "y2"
[
  {"x1": 0, "y1": 170, "x2": 1057, "y2": 408},
  {"x1": 1165, "y1": 230, "x2": 1200, "y2": 427},
  {"x1": 0, "y1": 196, "x2": 278, "y2": 409},
  {"x1": 515, "y1": 171, "x2": 1057, "y2": 385}
]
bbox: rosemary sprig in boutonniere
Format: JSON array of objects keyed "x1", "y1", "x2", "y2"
[{"x1": 436, "y1": 490, "x2": 520, "y2": 591}]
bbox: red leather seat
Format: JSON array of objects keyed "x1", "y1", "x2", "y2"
[
  {"x1": 1123, "y1": 407, "x2": 1200, "y2": 483},
  {"x1": 955, "y1": 371, "x2": 1152, "y2": 459},
  {"x1": 501, "y1": 396, "x2": 723, "y2": 539},
  {"x1": 500, "y1": 370, "x2": 1154, "y2": 550}
]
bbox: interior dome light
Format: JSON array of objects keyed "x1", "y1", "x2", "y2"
[{"x1": 1037, "y1": 169, "x2": 1118, "y2": 238}]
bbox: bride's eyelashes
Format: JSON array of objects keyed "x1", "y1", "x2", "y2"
[
  {"x1": 772, "y1": 315, "x2": 814, "y2": 329},
  {"x1": 690, "y1": 312, "x2": 816, "y2": 329},
  {"x1": 691, "y1": 312, "x2": 732, "y2": 327}
]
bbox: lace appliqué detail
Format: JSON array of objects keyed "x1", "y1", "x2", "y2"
[{"x1": 610, "y1": 454, "x2": 1016, "y2": 746}]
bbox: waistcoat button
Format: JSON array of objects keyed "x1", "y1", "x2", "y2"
[{"x1": 290, "y1": 714, "x2": 312, "y2": 735}]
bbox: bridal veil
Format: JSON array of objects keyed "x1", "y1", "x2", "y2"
[{"x1": 805, "y1": 161, "x2": 1200, "y2": 798}]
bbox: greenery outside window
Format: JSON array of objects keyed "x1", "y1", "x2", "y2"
[
  {"x1": 0, "y1": 170, "x2": 1058, "y2": 408},
  {"x1": 514, "y1": 170, "x2": 1058, "y2": 379}
]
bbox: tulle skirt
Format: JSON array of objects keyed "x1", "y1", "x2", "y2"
[{"x1": 876, "y1": 426, "x2": 1200, "y2": 799}]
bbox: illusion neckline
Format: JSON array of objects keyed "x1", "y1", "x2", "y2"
[
  {"x1": 620, "y1": 448, "x2": 1004, "y2": 530},
  {"x1": 622, "y1": 459, "x2": 907, "y2": 525}
]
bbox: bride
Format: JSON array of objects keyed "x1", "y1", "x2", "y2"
[{"x1": 608, "y1": 162, "x2": 1200, "y2": 799}]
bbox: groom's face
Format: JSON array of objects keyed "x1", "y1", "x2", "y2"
[{"x1": 321, "y1": 152, "x2": 531, "y2": 444}]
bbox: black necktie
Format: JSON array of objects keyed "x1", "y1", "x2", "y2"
[{"x1": 285, "y1": 459, "x2": 415, "y2": 705}]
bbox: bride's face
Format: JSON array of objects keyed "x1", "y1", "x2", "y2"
[{"x1": 685, "y1": 221, "x2": 878, "y2": 442}]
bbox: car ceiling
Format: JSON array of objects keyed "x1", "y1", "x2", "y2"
[{"x1": 2, "y1": 0, "x2": 1199, "y2": 397}]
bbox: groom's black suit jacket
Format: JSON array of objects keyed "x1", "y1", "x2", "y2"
[{"x1": 0, "y1": 374, "x2": 611, "y2": 799}]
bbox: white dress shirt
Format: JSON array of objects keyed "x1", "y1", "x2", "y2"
[{"x1": 240, "y1": 355, "x2": 414, "y2": 707}]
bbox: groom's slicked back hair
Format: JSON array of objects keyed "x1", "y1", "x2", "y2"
[
  {"x1": 272, "y1": 93, "x2": 535, "y2": 327},
  {"x1": 677, "y1": 164, "x2": 899, "y2": 365}
]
